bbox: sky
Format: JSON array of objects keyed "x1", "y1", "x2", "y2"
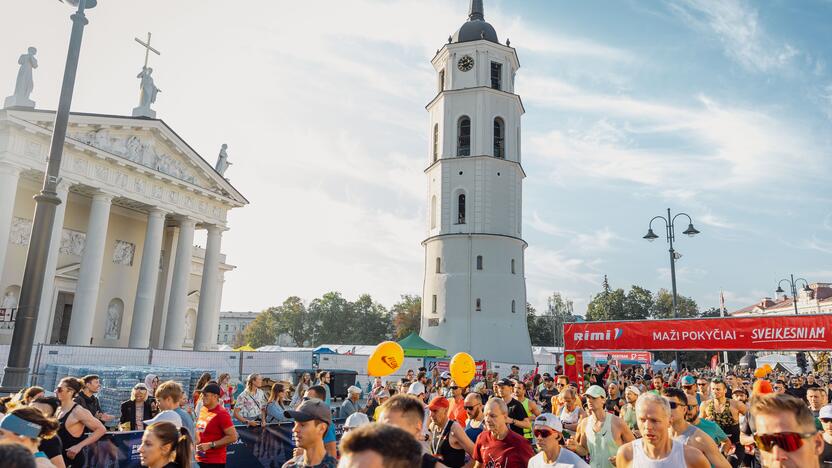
[{"x1": 2, "y1": 0, "x2": 831, "y2": 317}]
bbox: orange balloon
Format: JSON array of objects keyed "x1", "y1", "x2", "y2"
[
  {"x1": 754, "y1": 367, "x2": 767, "y2": 378},
  {"x1": 450, "y1": 352, "x2": 476, "y2": 388},
  {"x1": 367, "y1": 341, "x2": 404, "y2": 377},
  {"x1": 762, "y1": 364, "x2": 773, "y2": 372}
]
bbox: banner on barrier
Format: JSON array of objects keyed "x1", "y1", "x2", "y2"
[
  {"x1": 424, "y1": 357, "x2": 487, "y2": 380},
  {"x1": 564, "y1": 314, "x2": 832, "y2": 351}
]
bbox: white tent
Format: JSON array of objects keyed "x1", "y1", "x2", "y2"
[{"x1": 757, "y1": 353, "x2": 801, "y2": 375}]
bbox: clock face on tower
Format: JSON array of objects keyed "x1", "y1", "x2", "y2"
[{"x1": 457, "y1": 55, "x2": 474, "y2": 72}]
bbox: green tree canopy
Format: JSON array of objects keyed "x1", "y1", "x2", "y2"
[{"x1": 391, "y1": 295, "x2": 421, "y2": 339}]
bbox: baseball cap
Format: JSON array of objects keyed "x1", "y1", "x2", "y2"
[
  {"x1": 820, "y1": 405, "x2": 832, "y2": 420},
  {"x1": 344, "y1": 412, "x2": 370, "y2": 428},
  {"x1": 347, "y1": 386, "x2": 362, "y2": 395},
  {"x1": 533, "y1": 413, "x2": 563, "y2": 432},
  {"x1": 440, "y1": 371, "x2": 451, "y2": 380},
  {"x1": 284, "y1": 398, "x2": 332, "y2": 425},
  {"x1": 497, "y1": 378, "x2": 514, "y2": 387},
  {"x1": 584, "y1": 385, "x2": 606, "y2": 399},
  {"x1": 625, "y1": 386, "x2": 641, "y2": 397},
  {"x1": 407, "y1": 382, "x2": 426, "y2": 395},
  {"x1": 428, "y1": 396, "x2": 450, "y2": 411},
  {"x1": 680, "y1": 375, "x2": 696, "y2": 386},
  {"x1": 201, "y1": 383, "x2": 222, "y2": 395},
  {"x1": 143, "y1": 410, "x2": 183, "y2": 430}
]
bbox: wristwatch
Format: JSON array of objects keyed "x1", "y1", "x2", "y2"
[{"x1": 210, "y1": 442, "x2": 215, "y2": 449}]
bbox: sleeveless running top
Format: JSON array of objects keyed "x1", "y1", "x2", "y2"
[
  {"x1": 632, "y1": 439, "x2": 687, "y2": 468},
  {"x1": 58, "y1": 404, "x2": 87, "y2": 468},
  {"x1": 519, "y1": 398, "x2": 534, "y2": 441},
  {"x1": 430, "y1": 420, "x2": 466, "y2": 468},
  {"x1": 707, "y1": 398, "x2": 740, "y2": 444},
  {"x1": 673, "y1": 424, "x2": 699, "y2": 445},
  {"x1": 560, "y1": 405, "x2": 581, "y2": 424},
  {"x1": 585, "y1": 413, "x2": 618, "y2": 468}
]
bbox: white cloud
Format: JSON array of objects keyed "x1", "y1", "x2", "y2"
[
  {"x1": 667, "y1": 0, "x2": 799, "y2": 72},
  {"x1": 657, "y1": 266, "x2": 709, "y2": 284}
]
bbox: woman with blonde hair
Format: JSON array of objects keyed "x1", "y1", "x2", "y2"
[
  {"x1": 120, "y1": 383, "x2": 153, "y2": 431},
  {"x1": 233, "y1": 373, "x2": 266, "y2": 427}
]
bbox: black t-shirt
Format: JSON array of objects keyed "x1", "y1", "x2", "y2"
[
  {"x1": 538, "y1": 387, "x2": 557, "y2": 413},
  {"x1": 821, "y1": 440, "x2": 832, "y2": 466},
  {"x1": 39, "y1": 435, "x2": 63, "y2": 459},
  {"x1": 506, "y1": 398, "x2": 528, "y2": 436},
  {"x1": 74, "y1": 392, "x2": 101, "y2": 417}
]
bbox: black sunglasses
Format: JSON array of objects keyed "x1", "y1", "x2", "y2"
[
  {"x1": 821, "y1": 418, "x2": 832, "y2": 424},
  {"x1": 533, "y1": 429, "x2": 554, "y2": 438},
  {"x1": 754, "y1": 432, "x2": 816, "y2": 452},
  {"x1": 450, "y1": 386, "x2": 459, "y2": 390},
  {"x1": 463, "y1": 405, "x2": 479, "y2": 411}
]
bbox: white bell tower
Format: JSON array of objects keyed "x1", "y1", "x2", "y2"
[{"x1": 419, "y1": 0, "x2": 532, "y2": 364}]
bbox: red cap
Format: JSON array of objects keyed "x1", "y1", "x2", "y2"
[{"x1": 428, "y1": 396, "x2": 450, "y2": 411}]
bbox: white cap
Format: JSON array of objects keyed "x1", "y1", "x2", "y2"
[
  {"x1": 407, "y1": 381, "x2": 426, "y2": 395},
  {"x1": 533, "y1": 413, "x2": 563, "y2": 432},
  {"x1": 347, "y1": 386, "x2": 362, "y2": 395},
  {"x1": 344, "y1": 412, "x2": 370, "y2": 428},
  {"x1": 820, "y1": 404, "x2": 832, "y2": 419},
  {"x1": 143, "y1": 410, "x2": 183, "y2": 430}
]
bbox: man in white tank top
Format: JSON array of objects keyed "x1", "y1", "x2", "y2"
[
  {"x1": 662, "y1": 387, "x2": 730, "y2": 468},
  {"x1": 616, "y1": 393, "x2": 709, "y2": 468}
]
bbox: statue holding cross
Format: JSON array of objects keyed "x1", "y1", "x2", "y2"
[{"x1": 132, "y1": 32, "x2": 162, "y2": 118}]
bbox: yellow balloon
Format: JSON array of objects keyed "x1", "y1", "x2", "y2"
[
  {"x1": 367, "y1": 341, "x2": 404, "y2": 377},
  {"x1": 754, "y1": 367, "x2": 767, "y2": 378},
  {"x1": 450, "y1": 352, "x2": 476, "y2": 388}
]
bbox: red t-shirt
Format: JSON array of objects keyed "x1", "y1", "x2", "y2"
[
  {"x1": 195, "y1": 404, "x2": 234, "y2": 463},
  {"x1": 473, "y1": 428, "x2": 534, "y2": 467},
  {"x1": 449, "y1": 397, "x2": 468, "y2": 427}
]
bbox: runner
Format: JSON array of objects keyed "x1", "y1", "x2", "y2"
[
  {"x1": 700, "y1": 378, "x2": 745, "y2": 447},
  {"x1": 495, "y1": 378, "x2": 530, "y2": 438},
  {"x1": 557, "y1": 387, "x2": 586, "y2": 434},
  {"x1": 616, "y1": 393, "x2": 709, "y2": 468},
  {"x1": 471, "y1": 398, "x2": 534, "y2": 468},
  {"x1": 528, "y1": 413, "x2": 588, "y2": 468},
  {"x1": 427, "y1": 396, "x2": 473, "y2": 468},
  {"x1": 751, "y1": 393, "x2": 823, "y2": 468},
  {"x1": 566, "y1": 385, "x2": 634, "y2": 468},
  {"x1": 662, "y1": 388, "x2": 730, "y2": 468},
  {"x1": 620, "y1": 386, "x2": 640, "y2": 437},
  {"x1": 54, "y1": 377, "x2": 106, "y2": 468},
  {"x1": 462, "y1": 393, "x2": 485, "y2": 443},
  {"x1": 513, "y1": 380, "x2": 540, "y2": 444}
]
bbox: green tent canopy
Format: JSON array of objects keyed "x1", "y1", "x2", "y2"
[{"x1": 398, "y1": 333, "x2": 446, "y2": 358}]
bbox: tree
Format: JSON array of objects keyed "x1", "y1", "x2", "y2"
[
  {"x1": 350, "y1": 294, "x2": 393, "y2": 344},
  {"x1": 391, "y1": 295, "x2": 421, "y2": 339},
  {"x1": 526, "y1": 293, "x2": 578, "y2": 347},
  {"x1": 623, "y1": 285, "x2": 653, "y2": 320},
  {"x1": 241, "y1": 307, "x2": 279, "y2": 348},
  {"x1": 586, "y1": 277, "x2": 627, "y2": 321},
  {"x1": 651, "y1": 288, "x2": 698, "y2": 319},
  {"x1": 526, "y1": 302, "x2": 551, "y2": 346},
  {"x1": 307, "y1": 291, "x2": 352, "y2": 344},
  {"x1": 274, "y1": 296, "x2": 312, "y2": 346},
  {"x1": 699, "y1": 307, "x2": 722, "y2": 318}
]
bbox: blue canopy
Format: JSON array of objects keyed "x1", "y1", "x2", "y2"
[{"x1": 313, "y1": 346, "x2": 337, "y2": 354}]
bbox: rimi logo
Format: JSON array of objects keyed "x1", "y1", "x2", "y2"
[{"x1": 573, "y1": 328, "x2": 623, "y2": 342}]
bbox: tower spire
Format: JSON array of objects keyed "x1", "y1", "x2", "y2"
[{"x1": 469, "y1": 0, "x2": 484, "y2": 21}]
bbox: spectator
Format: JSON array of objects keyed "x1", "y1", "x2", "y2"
[
  {"x1": 0, "y1": 406, "x2": 61, "y2": 468},
  {"x1": 316, "y1": 372, "x2": 332, "y2": 405},
  {"x1": 139, "y1": 421, "x2": 192, "y2": 468},
  {"x1": 472, "y1": 398, "x2": 534, "y2": 467},
  {"x1": 752, "y1": 393, "x2": 823, "y2": 468},
  {"x1": 304, "y1": 385, "x2": 338, "y2": 458},
  {"x1": 340, "y1": 386, "x2": 361, "y2": 419},
  {"x1": 217, "y1": 373, "x2": 234, "y2": 410},
  {"x1": 293, "y1": 373, "x2": 312, "y2": 407},
  {"x1": 370, "y1": 389, "x2": 390, "y2": 422},
  {"x1": 73, "y1": 376, "x2": 113, "y2": 427},
  {"x1": 463, "y1": 393, "x2": 485, "y2": 443},
  {"x1": 23, "y1": 387, "x2": 44, "y2": 406},
  {"x1": 153, "y1": 381, "x2": 195, "y2": 443},
  {"x1": 528, "y1": 413, "x2": 588, "y2": 468},
  {"x1": 407, "y1": 381, "x2": 427, "y2": 405},
  {"x1": 195, "y1": 383, "x2": 238, "y2": 468},
  {"x1": 234, "y1": 373, "x2": 266, "y2": 428},
  {"x1": 29, "y1": 396, "x2": 65, "y2": 468},
  {"x1": 0, "y1": 443, "x2": 36, "y2": 468},
  {"x1": 282, "y1": 398, "x2": 337, "y2": 468},
  {"x1": 120, "y1": 383, "x2": 154, "y2": 431},
  {"x1": 662, "y1": 387, "x2": 729, "y2": 468},
  {"x1": 266, "y1": 383, "x2": 290, "y2": 424},
  {"x1": 342, "y1": 412, "x2": 369, "y2": 433},
  {"x1": 426, "y1": 396, "x2": 474, "y2": 467},
  {"x1": 495, "y1": 378, "x2": 530, "y2": 438},
  {"x1": 55, "y1": 377, "x2": 105, "y2": 468},
  {"x1": 616, "y1": 393, "x2": 709, "y2": 468},
  {"x1": 144, "y1": 374, "x2": 160, "y2": 415},
  {"x1": 338, "y1": 423, "x2": 422, "y2": 468}
]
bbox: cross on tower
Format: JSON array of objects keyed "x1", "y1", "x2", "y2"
[{"x1": 134, "y1": 32, "x2": 161, "y2": 69}]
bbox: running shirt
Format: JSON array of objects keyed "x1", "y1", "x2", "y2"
[
  {"x1": 464, "y1": 418, "x2": 485, "y2": 443},
  {"x1": 632, "y1": 439, "x2": 686, "y2": 467},
  {"x1": 195, "y1": 404, "x2": 234, "y2": 464},
  {"x1": 57, "y1": 404, "x2": 87, "y2": 468},
  {"x1": 693, "y1": 419, "x2": 728, "y2": 444},
  {"x1": 473, "y1": 429, "x2": 534, "y2": 467},
  {"x1": 528, "y1": 448, "x2": 590, "y2": 467},
  {"x1": 584, "y1": 413, "x2": 618, "y2": 468},
  {"x1": 506, "y1": 398, "x2": 528, "y2": 437},
  {"x1": 673, "y1": 425, "x2": 699, "y2": 445}
]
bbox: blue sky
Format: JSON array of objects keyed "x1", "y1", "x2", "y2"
[{"x1": 2, "y1": 0, "x2": 831, "y2": 316}]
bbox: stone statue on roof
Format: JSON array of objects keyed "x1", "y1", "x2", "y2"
[
  {"x1": 215, "y1": 144, "x2": 232, "y2": 177},
  {"x1": 4, "y1": 47, "x2": 38, "y2": 109}
]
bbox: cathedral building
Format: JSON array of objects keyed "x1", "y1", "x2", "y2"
[{"x1": 419, "y1": 0, "x2": 533, "y2": 364}]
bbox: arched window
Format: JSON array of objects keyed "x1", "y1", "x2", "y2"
[
  {"x1": 511, "y1": 258, "x2": 515, "y2": 274},
  {"x1": 430, "y1": 195, "x2": 437, "y2": 229},
  {"x1": 438, "y1": 69, "x2": 445, "y2": 92},
  {"x1": 457, "y1": 193, "x2": 466, "y2": 224},
  {"x1": 475, "y1": 298, "x2": 482, "y2": 312},
  {"x1": 435, "y1": 257, "x2": 441, "y2": 273},
  {"x1": 511, "y1": 300, "x2": 516, "y2": 314},
  {"x1": 457, "y1": 116, "x2": 471, "y2": 156},
  {"x1": 476, "y1": 255, "x2": 483, "y2": 270},
  {"x1": 433, "y1": 124, "x2": 439, "y2": 162},
  {"x1": 493, "y1": 118, "x2": 505, "y2": 158}
]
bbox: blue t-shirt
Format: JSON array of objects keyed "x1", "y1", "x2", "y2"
[{"x1": 323, "y1": 420, "x2": 336, "y2": 443}]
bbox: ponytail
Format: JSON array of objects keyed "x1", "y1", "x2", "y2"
[
  {"x1": 174, "y1": 429, "x2": 193, "y2": 467},
  {"x1": 146, "y1": 422, "x2": 193, "y2": 467}
]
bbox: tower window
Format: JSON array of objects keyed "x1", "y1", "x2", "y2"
[
  {"x1": 511, "y1": 300, "x2": 516, "y2": 314},
  {"x1": 476, "y1": 298, "x2": 482, "y2": 312},
  {"x1": 511, "y1": 258, "x2": 515, "y2": 274},
  {"x1": 430, "y1": 195, "x2": 437, "y2": 229},
  {"x1": 493, "y1": 117, "x2": 504, "y2": 158},
  {"x1": 438, "y1": 69, "x2": 445, "y2": 92},
  {"x1": 476, "y1": 255, "x2": 483, "y2": 270},
  {"x1": 432, "y1": 294, "x2": 437, "y2": 314},
  {"x1": 435, "y1": 257, "x2": 441, "y2": 273},
  {"x1": 491, "y1": 62, "x2": 502, "y2": 90},
  {"x1": 433, "y1": 124, "x2": 439, "y2": 162},
  {"x1": 457, "y1": 116, "x2": 471, "y2": 156},
  {"x1": 457, "y1": 193, "x2": 466, "y2": 224}
]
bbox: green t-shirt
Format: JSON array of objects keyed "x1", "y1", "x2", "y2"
[{"x1": 694, "y1": 418, "x2": 728, "y2": 444}]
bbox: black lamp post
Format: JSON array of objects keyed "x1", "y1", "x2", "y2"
[
  {"x1": 775, "y1": 274, "x2": 810, "y2": 315},
  {"x1": 0, "y1": 0, "x2": 97, "y2": 393},
  {"x1": 643, "y1": 208, "x2": 700, "y2": 369}
]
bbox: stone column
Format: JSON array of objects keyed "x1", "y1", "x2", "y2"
[
  {"x1": 67, "y1": 192, "x2": 112, "y2": 346},
  {"x1": 193, "y1": 225, "x2": 222, "y2": 350},
  {"x1": 0, "y1": 163, "x2": 21, "y2": 278},
  {"x1": 34, "y1": 182, "x2": 71, "y2": 344},
  {"x1": 128, "y1": 208, "x2": 167, "y2": 348},
  {"x1": 162, "y1": 217, "x2": 195, "y2": 349}
]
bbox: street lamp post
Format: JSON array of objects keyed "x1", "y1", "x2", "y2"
[
  {"x1": 643, "y1": 208, "x2": 700, "y2": 370},
  {"x1": 776, "y1": 274, "x2": 810, "y2": 315},
  {"x1": 0, "y1": 0, "x2": 97, "y2": 392}
]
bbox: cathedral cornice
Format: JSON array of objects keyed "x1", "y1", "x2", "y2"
[
  {"x1": 421, "y1": 232, "x2": 528, "y2": 248},
  {"x1": 425, "y1": 86, "x2": 525, "y2": 114},
  {"x1": 423, "y1": 154, "x2": 526, "y2": 178}
]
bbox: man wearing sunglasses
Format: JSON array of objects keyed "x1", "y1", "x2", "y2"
[
  {"x1": 528, "y1": 413, "x2": 588, "y2": 468},
  {"x1": 680, "y1": 375, "x2": 701, "y2": 406},
  {"x1": 427, "y1": 396, "x2": 474, "y2": 468},
  {"x1": 697, "y1": 379, "x2": 711, "y2": 401},
  {"x1": 463, "y1": 393, "x2": 485, "y2": 443},
  {"x1": 751, "y1": 393, "x2": 823, "y2": 468},
  {"x1": 616, "y1": 393, "x2": 709, "y2": 468},
  {"x1": 663, "y1": 388, "x2": 730, "y2": 468}
]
